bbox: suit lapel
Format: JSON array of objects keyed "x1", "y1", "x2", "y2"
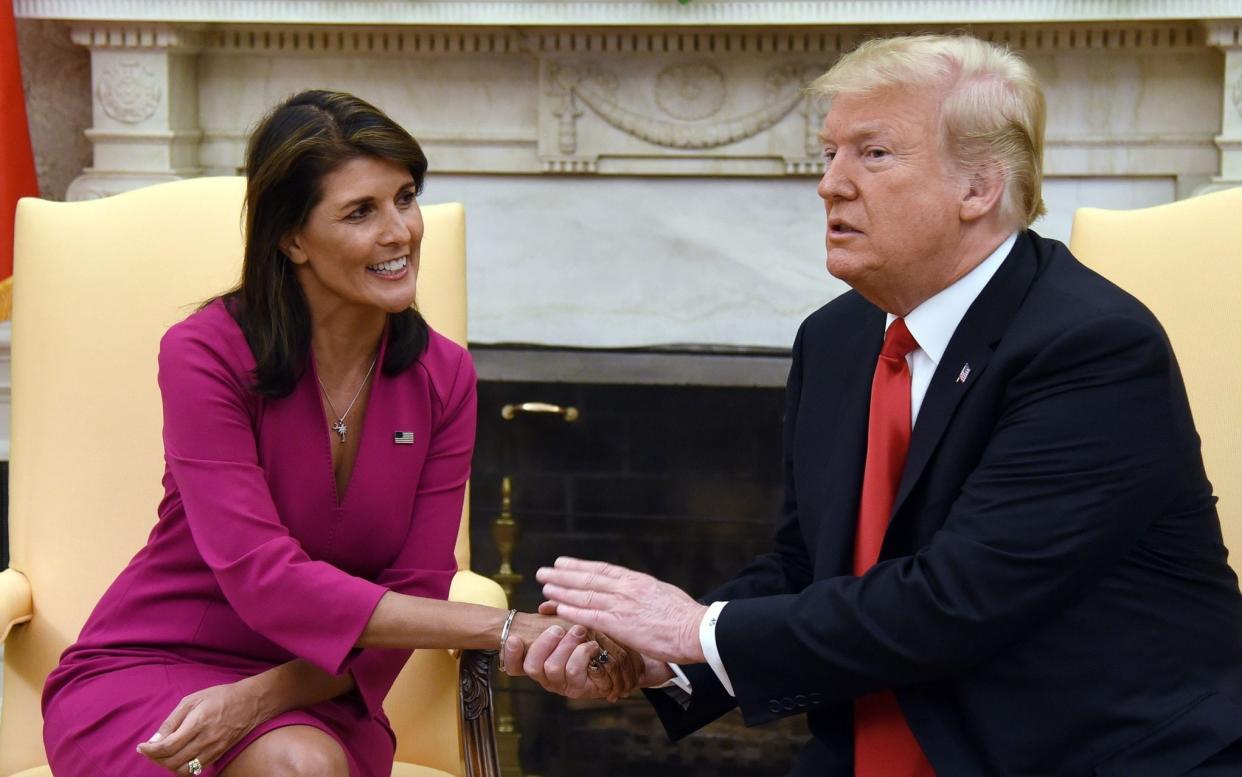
[
  {"x1": 814, "y1": 303, "x2": 886, "y2": 576},
  {"x1": 890, "y1": 232, "x2": 1040, "y2": 520}
]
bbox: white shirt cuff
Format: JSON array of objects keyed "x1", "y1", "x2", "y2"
[
  {"x1": 666, "y1": 661, "x2": 693, "y2": 693},
  {"x1": 701, "y1": 601, "x2": 735, "y2": 697},
  {"x1": 654, "y1": 662, "x2": 694, "y2": 708}
]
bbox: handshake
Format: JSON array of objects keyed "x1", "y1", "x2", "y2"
[{"x1": 499, "y1": 557, "x2": 710, "y2": 701}]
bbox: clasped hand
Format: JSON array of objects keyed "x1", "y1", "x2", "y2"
[
  {"x1": 537, "y1": 557, "x2": 708, "y2": 666},
  {"x1": 505, "y1": 557, "x2": 709, "y2": 701},
  {"x1": 500, "y1": 609, "x2": 663, "y2": 701}
]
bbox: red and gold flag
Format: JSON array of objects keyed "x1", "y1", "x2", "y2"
[{"x1": 0, "y1": 1, "x2": 39, "y2": 319}]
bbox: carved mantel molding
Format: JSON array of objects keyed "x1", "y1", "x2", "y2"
[
  {"x1": 13, "y1": 4, "x2": 1234, "y2": 189},
  {"x1": 13, "y1": 0, "x2": 1242, "y2": 25}
]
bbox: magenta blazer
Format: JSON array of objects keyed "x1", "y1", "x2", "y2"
[{"x1": 43, "y1": 300, "x2": 477, "y2": 777}]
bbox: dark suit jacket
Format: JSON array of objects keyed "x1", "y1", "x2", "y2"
[{"x1": 648, "y1": 232, "x2": 1242, "y2": 776}]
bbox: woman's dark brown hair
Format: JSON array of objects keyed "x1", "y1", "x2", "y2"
[{"x1": 222, "y1": 89, "x2": 429, "y2": 397}]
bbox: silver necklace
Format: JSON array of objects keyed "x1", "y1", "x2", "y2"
[{"x1": 316, "y1": 355, "x2": 377, "y2": 444}]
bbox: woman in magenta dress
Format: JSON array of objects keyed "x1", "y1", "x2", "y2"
[{"x1": 41, "y1": 90, "x2": 633, "y2": 777}]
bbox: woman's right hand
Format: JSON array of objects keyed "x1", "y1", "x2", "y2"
[{"x1": 502, "y1": 610, "x2": 647, "y2": 701}]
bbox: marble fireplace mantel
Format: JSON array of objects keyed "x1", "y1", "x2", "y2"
[{"x1": 13, "y1": 0, "x2": 1242, "y2": 352}]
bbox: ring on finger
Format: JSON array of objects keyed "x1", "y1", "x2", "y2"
[
  {"x1": 187, "y1": 757, "x2": 204, "y2": 776},
  {"x1": 587, "y1": 648, "x2": 612, "y2": 672}
]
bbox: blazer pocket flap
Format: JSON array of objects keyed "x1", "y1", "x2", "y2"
[{"x1": 1095, "y1": 692, "x2": 1242, "y2": 777}]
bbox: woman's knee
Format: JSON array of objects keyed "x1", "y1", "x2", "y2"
[
  {"x1": 278, "y1": 742, "x2": 348, "y2": 777},
  {"x1": 222, "y1": 726, "x2": 348, "y2": 777}
]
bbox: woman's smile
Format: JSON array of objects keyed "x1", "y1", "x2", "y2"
[{"x1": 367, "y1": 255, "x2": 409, "y2": 279}]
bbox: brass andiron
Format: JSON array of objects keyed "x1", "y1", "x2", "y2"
[
  {"x1": 491, "y1": 476, "x2": 525, "y2": 777},
  {"x1": 491, "y1": 402, "x2": 577, "y2": 777},
  {"x1": 492, "y1": 477, "x2": 523, "y2": 598}
]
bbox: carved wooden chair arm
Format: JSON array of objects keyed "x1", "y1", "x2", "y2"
[
  {"x1": 448, "y1": 570, "x2": 506, "y2": 777},
  {"x1": 459, "y1": 649, "x2": 500, "y2": 777}
]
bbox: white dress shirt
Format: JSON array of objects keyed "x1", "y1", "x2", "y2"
[{"x1": 673, "y1": 232, "x2": 1018, "y2": 699}]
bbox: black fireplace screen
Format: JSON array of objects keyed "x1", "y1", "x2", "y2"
[{"x1": 470, "y1": 379, "x2": 808, "y2": 776}]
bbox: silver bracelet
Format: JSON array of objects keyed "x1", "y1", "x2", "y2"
[{"x1": 498, "y1": 608, "x2": 518, "y2": 653}]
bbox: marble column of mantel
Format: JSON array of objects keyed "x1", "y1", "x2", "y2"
[{"x1": 1206, "y1": 20, "x2": 1242, "y2": 190}]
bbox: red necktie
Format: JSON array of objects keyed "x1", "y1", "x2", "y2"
[{"x1": 853, "y1": 318, "x2": 936, "y2": 777}]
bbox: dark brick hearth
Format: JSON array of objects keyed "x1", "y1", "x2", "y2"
[{"x1": 469, "y1": 376, "x2": 809, "y2": 776}]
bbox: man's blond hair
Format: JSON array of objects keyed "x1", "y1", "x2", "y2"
[{"x1": 811, "y1": 34, "x2": 1047, "y2": 229}]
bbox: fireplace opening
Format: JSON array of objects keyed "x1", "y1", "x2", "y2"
[{"x1": 468, "y1": 346, "x2": 809, "y2": 776}]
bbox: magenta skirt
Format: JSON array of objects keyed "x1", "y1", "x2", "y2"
[{"x1": 43, "y1": 650, "x2": 395, "y2": 777}]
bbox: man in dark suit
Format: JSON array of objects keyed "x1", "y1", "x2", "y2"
[{"x1": 521, "y1": 34, "x2": 1242, "y2": 776}]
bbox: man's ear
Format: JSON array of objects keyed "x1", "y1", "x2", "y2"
[
  {"x1": 280, "y1": 232, "x2": 309, "y2": 266},
  {"x1": 960, "y1": 163, "x2": 1005, "y2": 223}
]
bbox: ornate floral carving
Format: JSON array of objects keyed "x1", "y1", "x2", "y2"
[
  {"x1": 456, "y1": 649, "x2": 500, "y2": 775},
  {"x1": 547, "y1": 65, "x2": 585, "y2": 155},
  {"x1": 97, "y1": 60, "x2": 161, "y2": 123},
  {"x1": 569, "y1": 63, "x2": 808, "y2": 150},
  {"x1": 801, "y1": 94, "x2": 826, "y2": 157},
  {"x1": 1233, "y1": 71, "x2": 1242, "y2": 120},
  {"x1": 654, "y1": 63, "x2": 725, "y2": 121},
  {"x1": 459, "y1": 649, "x2": 495, "y2": 721}
]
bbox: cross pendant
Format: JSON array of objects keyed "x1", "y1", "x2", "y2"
[{"x1": 331, "y1": 419, "x2": 348, "y2": 443}]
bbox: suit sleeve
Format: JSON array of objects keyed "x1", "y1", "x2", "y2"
[
  {"x1": 646, "y1": 321, "x2": 816, "y2": 738},
  {"x1": 159, "y1": 325, "x2": 389, "y2": 675},
  {"x1": 343, "y1": 349, "x2": 477, "y2": 718},
  {"x1": 708, "y1": 320, "x2": 815, "y2": 604},
  {"x1": 716, "y1": 313, "x2": 1198, "y2": 726}
]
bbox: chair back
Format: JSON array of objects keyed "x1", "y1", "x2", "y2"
[
  {"x1": 1, "y1": 176, "x2": 473, "y2": 775},
  {"x1": 1068, "y1": 187, "x2": 1242, "y2": 578}
]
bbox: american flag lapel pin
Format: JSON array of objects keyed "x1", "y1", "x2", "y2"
[
  {"x1": 393, "y1": 431, "x2": 415, "y2": 445},
  {"x1": 956, "y1": 363, "x2": 971, "y2": 384}
]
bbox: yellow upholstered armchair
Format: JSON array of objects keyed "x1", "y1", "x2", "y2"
[
  {"x1": 0, "y1": 177, "x2": 505, "y2": 777},
  {"x1": 1069, "y1": 186, "x2": 1242, "y2": 578}
]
